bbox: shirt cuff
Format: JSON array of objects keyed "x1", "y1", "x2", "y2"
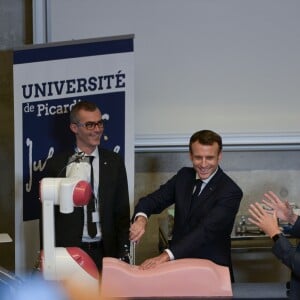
[
  {"x1": 164, "y1": 249, "x2": 175, "y2": 260},
  {"x1": 134, "y1": 212, "x2": 148, "y2": 221}
]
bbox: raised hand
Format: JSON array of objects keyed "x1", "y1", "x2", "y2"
[
  {"x1": 248, "y1": 202, "x2": 281, "y2": 238},
  {"x1": 262, "y1": 191, "x2": 297, "y2": 224}
]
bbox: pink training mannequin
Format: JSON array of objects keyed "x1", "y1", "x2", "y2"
[{"x1": 101, "y1": 257, "x2": 232, "y2": 298}]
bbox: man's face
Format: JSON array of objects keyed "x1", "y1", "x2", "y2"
[
  {"x1": 189, "y1": 141, "x2": 222, "y2": 180},
  {"x1": 70, "y1": 108, "x2": 104, "y2": 153}
]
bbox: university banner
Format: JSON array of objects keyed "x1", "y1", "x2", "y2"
[{"x1": 13, "y1": 36, "x2": 134, "y2": 221}]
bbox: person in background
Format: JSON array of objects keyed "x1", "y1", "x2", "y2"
[
  {"x1": 0, "y1": 275, "x2": 106, "y2": 300},
  {"x1": 248, "y1": 191, "x2": 300, "y2": 299},
  {"x1": 41, "y1": 101, "x2": 130, "y2": 269},
  {"x1": 130, "y1": 129, "x2": 243, "y2": 281}
]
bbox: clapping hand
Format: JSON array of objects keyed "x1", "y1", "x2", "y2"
[
  {"x1": 248, "y1": 202, "x2": 281, "y2": 238},
  {"x1": 261, "y1": 191, "x2": 297, "y2": 225}
]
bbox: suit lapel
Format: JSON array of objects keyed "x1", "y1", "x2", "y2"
[
  {"x1": 189, "y1": 168, "x2": 223, "y2": 215},
  {"x1": 98, "y1": 148, "x2": 110, "y2": 222},
  {"x1": 185, "y1": 175, "x2": 197, "y2": 217},
  {"x1": 98, "y1": 148, "x2": 110, "y2": 192},
  {"x1": 98, "y1": 148, "x2": 105, "y2": 180}
]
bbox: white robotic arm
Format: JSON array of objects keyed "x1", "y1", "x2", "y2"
[
  {"x1": 39, "y1": 177, "x2": 99, "y2": 285},
  {"x1": 40, "y1": 177, "x2": 91, "y2": 214}
]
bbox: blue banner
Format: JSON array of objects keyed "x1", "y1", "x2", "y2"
[{"x1": 14, "y1": 36, "x2": 134, "y2": 221}]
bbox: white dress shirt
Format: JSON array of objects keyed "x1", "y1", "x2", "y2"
[{"x1": 66, "y1": 147, "x2": 102, "y2": 242}]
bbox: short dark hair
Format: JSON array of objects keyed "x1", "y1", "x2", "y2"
[
  {"x1": 70, "y1": 101, "x2": 99, "y2": 123},
  {"x1": 189, "y1": 130, "x2": 222, "y2": 153}
]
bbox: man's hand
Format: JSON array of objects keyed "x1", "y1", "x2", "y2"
[
  {"x1": 129, "y1": 216, "x2": 147, "y2": 243},
  {"x1": 248, "y1": 202, "x2": 281, "y2": 238},
  {"x1": 139, "y1": 251, "x2": 170, "y2": 270},
  {"x1": 262, "y1": 191, "x2": 297, "y2": 224}
]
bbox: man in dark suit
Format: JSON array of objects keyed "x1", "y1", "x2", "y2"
[
  {"x1": 130, "y1": 129, "x2": 243, "y2": 280},
  {"x1": 42, "y1": 101, "x2": 130, "y2": 269}
]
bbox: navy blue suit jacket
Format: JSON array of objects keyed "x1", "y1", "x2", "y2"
[
  {"x1": 134, "y1": 167, "x2": 242, "y2": 275},
  {"x1": 273, "y1": 217, "x2": 300, "y2": 299}
]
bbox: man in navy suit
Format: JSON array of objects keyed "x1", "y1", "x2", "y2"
[
  {"x1": 130, "y1": 129, "x2": 243, "y2": 280},
  {"x1": 42, "y1": 101, "x2": 130, "y2": 269}
]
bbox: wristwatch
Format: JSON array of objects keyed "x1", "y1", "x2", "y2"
[{"x1": 272, "y1": 233, "x2": 282, "y2": 242}]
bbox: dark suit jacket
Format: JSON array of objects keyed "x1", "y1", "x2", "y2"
[
  {"x1": 273, "y1": 217, "x2": 300, "y2": 299},
  {"x1": 134, "y1": 167, "x2": 242, "y2": 275},
  {"x1": 42, "y1": 147, "x2": 130, "y2": 258}
]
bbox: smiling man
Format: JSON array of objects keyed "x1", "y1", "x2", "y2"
[
  {"x1": 42, "y1": 101, "x2": 130, "y2": 270},
  {"x1": 130, "y1": 130, "x2": 242, "y2": 281}
]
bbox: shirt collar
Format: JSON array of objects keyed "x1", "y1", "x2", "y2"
[
  {"x1": 76, "y1": 147, "x2": 99, "y2": 159},
  {"x1": 196, "y1": 166, "x2": 219, "y2": 184}
]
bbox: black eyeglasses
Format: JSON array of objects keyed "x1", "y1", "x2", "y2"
[{"x1": 76, "y1": 120, "x2": 105, "y2": 130}]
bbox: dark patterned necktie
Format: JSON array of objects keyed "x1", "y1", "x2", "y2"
[
  {"x1": 87, "y1": 156, "x2": 97, "y2": 238},
  {"x1": 192, "y1": 179, "x2": 203, "y2": 203}
]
